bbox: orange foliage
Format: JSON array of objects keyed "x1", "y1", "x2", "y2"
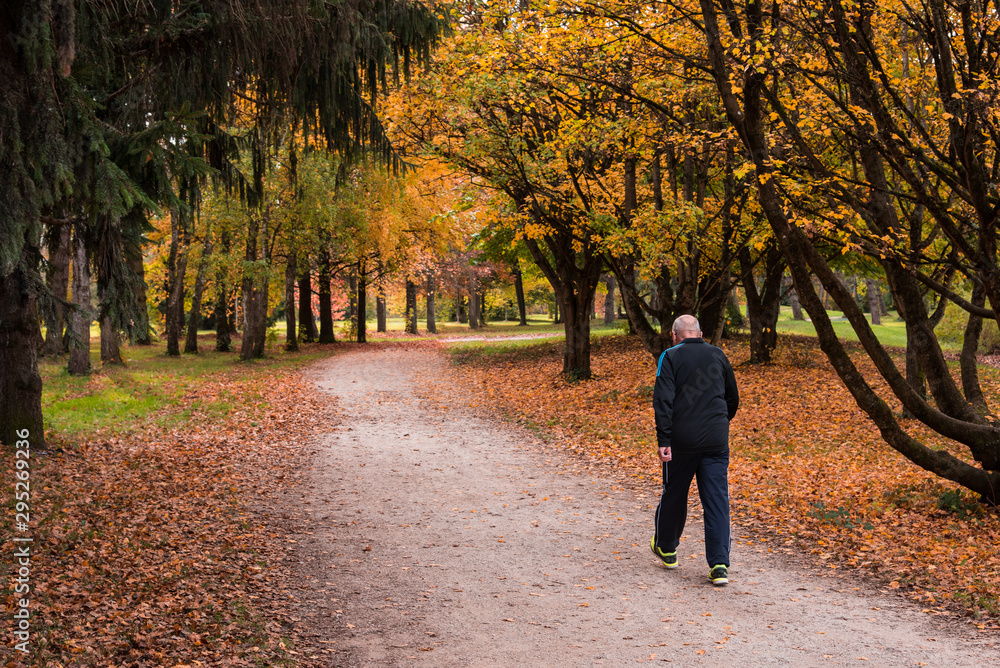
[{"x1": 454, "y1": 335, "x2": 1000, "y2": 622}]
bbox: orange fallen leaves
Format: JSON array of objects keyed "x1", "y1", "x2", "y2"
[
  {"x1": 0, "y1": 355, "x2": 338, "y2": 666},
  {"x1": 454, "y1": 335, "x2": 1000, "y2": 621}
]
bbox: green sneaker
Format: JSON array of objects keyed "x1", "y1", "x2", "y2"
[
  {"x1": 650, "y1": 538, "x2": 678, "y2": 569},
  {"x1": 709, "y1": 564, "x2": 729, "y2": 586}
]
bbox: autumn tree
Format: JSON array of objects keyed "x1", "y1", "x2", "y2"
[
  {"x1": 394, "y1": 0, "x2": 789, "y2": 371},
  {"x1": 685, "y1": 0, "x2": 1000, "y2": 500},
  {"x1": 392, "y1": 4, "x2": 627, "y2": 376},
  {"x1": 539, "y1": 0, "x2": 790, "y2": 359}
]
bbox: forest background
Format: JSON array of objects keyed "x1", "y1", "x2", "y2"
[{"x1": 2, "y1": 0, "x2": 1000, "y2": 663}]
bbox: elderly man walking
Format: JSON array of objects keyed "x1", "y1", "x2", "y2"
[{"x1": 650, "y1": 314, "x2": 740, "y2": 585}]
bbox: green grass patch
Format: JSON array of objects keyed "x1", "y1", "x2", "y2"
[
  {"x1": 447, "y1": 337, "x2": 564, "y2": 364},
  {"x1": 442, "y1": 320, "x2": 631, "y2": 367},
  {"x1": 39, "y1": 337, "x2": 331, "y2": 442},
  {"x1": 774, "y1": 309, "x2": 914, "y2": 349}
]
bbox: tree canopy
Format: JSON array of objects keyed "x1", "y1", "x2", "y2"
[{"x1": 0, "y1": 0, "x2": 446, "y2": 444}]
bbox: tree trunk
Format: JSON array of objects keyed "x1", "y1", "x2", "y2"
[
  {"x1": 100, "y1": 312, "x2": 122, "y2": 365},
  {"x1": 617, "y1": 278, "x2": 633, "y2": 332},
  {"x1": 698, "y1": 276, "x2": 730, "y2": 346},
  {"x1": 214, "y1": 232, "x2": 232, "y2": 352},
  {"x1": 127, "y1": 246, "x2": 152, "y2": 345},
  {"x1": 68, "y1": 228, "x2": 92, "y2": 375},
  {"x1": 904, "y1": 323, "x2": 927, "y2": 407},
  {"x1": 240, "y1": 214, "x2": 268, "y2": 360},
  {"x1": 298, "y1": 269, "x2": 317, "y2": 343},
  {"x1": 740, "y1": 246, "x2": 785, "y2": 364},
  {"x1": 514, "y1": 261, "x2": 528, "y2": 326},
  {"x1": 214, "y1": 283, "x2": 232, "y2": 352},
  {"x1": 91, "y1": 212, "x2": 126, "y2": 365},
  {"x1": 561, "y1": 285, "x2": 594, "y2": 379},
  {"x1": 479, "y1": 288, "x2": 487, "y2": 327},
  {"x1": 240, "y1": 277, "x2": 267, "y2": 359},
  {"x1": 184, "y1": 240, "x2": 213, "y2": 354},
  {"x1": 357, "y1": 268, "x2": 367, "y2": 343},
  {"x1": 98, "y1": 247, "x2": 123, "y2": 365},
  {"x1": 866, "y1": 279, "x2": 882, "y2": 325},
  {"x1": 725, "y1": 290, "x2": 745, "y2": 333},
  {"x1": 42, "y1": 225, "x2": 71, "y2": 356},
  {"x1": 0, "y1": 264, "x2": 45, "y2": 445},
  {"x1": 612, "y1": 261, "x2": 670, "y2": 354},
  {"x1": 229, "y1": 292, "x2": 238, "y2": 337},
  {"x1": 960, "y1": 284, "x2": 986, "y2": 410},
  {"x1": 165, "y1": 206, "x2": 190, "y2": 357},
  {"x1": 426, "y1": 274, "x2": 437, "y2": 334},
  {"x1": 348, "y1": 271, "x2": 358, "y2": 321},
  {"x1": 521, "y1": 230, "x2": 603, "y2": 378},
  {"x1": 553, "y1": 295, "x2": 561, "y2": 324},
  {"x1": 603, "y1": 274, "x2": 616, "y2": 325},
  {"x1": 376, "y1": 292, "x2": 387, "y2": 332},
  {"x1": 468, "y1": 282, "x2": 480, "y2": 330},
  {"x1": 318, "y1": 249, "x2": 335, "y2": 343},
  {"x1": 457, "y1": 287, "x2": 467, "y2": 323},
  {"x1": 706, "y1": 145, "x2": 736, "y2": 347},
  {"x1": 285, "y1": 250, "x2": 298, "y2": 351},
  {"x1": 405, "y1": 279, "x2": 418, "y2": 334},
  {"x1": 789, "y1": 284, "x2": 804, "y2": 320},
  {"x1": 894, "y1": 294, "x2": 928, "y2": 409}
]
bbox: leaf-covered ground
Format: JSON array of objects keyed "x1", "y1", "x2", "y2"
[
  {"x1": 1, "y1": 344, "x2": 340, "y2": 666},
  {"x1": 450, "y1": 334, "x2": 1000, "y2": 626}
]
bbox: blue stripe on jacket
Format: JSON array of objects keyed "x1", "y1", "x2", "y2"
[{"x1": 656, "y1": 342, "x2": 686, "y2": 377}]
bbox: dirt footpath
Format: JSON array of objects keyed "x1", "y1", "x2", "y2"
[{"x1": 288, "y1": 346, "x2": 998, "y2": 667}]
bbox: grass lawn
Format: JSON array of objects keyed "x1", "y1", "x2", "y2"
[
  {"x1": 773, "y1": 305, "x2": 917, "y2": 349},
  {"x1": 39, "y1": 335, "x2": 329, "y2": 442}
]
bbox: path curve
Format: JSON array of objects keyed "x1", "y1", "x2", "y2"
[{"x1": 289, "y1": 346, "x2": 997, "y2": 667}]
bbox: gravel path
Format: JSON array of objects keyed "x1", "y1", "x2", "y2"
[{"x1": 288, "y1": 346, "x2": 998, "y2": 667}]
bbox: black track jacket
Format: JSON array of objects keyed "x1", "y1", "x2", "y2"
[{"x1": 653, "y1": 338, "x2": 739, "y2": 453}]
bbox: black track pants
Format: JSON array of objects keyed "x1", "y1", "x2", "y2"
[{"x1": 653, "y1": 449, "x2": 730, "y2": 568}]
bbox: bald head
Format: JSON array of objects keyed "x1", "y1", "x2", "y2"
[{"x1": 672, "y1": 314, "x2": 702, "y2": 340}]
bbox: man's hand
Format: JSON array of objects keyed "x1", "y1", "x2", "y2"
[{"x1": 658, "y1": 446, "x2": 672, "y2": 462}]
